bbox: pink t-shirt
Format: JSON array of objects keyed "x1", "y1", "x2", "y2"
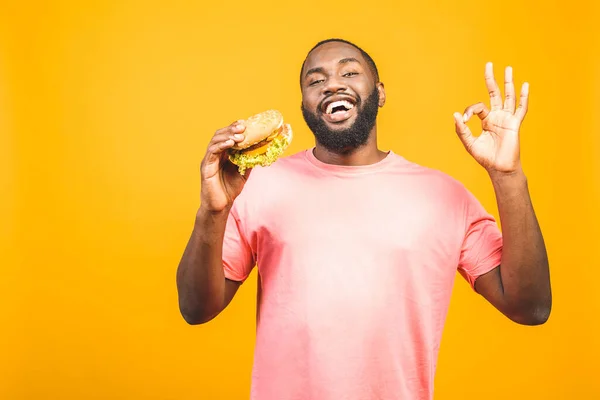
[{"x1": 222, "y1": 149, "x2": 502, "y2": 400}]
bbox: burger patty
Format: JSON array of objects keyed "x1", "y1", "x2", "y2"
[{"x1": 237, "y1": 137, "x2": 272, "y2": 153}]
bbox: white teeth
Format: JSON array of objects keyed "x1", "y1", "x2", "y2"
[{"x1": 326, "y1": 100, "x2": 355, "y2": 114}]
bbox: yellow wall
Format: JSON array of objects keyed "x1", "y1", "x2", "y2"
[{"x1": 2, "y1": 1, "x2": 598, "y2": 398}]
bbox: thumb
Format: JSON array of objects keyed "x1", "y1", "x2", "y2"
[{"x1": 453, "y1": 112, "x2": 475, "y2": 152}]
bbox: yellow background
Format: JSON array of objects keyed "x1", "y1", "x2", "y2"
[{"x1": 1, "y1": 0, "x2": 599, "y2": 399}]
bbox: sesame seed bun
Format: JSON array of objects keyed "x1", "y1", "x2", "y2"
[{"x1": 230, "y1": 110, "x2": 284, "y2": 150}]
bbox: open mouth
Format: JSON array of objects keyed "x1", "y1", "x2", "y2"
[
  {"x1": 321, "y1": 97, "x2": 357, "y2": 123},
  {"x1": 325, "y1": 100, "x2": 355, "y2": 115}
]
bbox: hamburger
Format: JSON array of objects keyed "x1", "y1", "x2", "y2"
[{"x1": 228, "y1": 109, "x2": 293, "y2": 175}]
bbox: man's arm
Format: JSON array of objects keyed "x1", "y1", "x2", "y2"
[
  {"x1": 474, "y1": 169, "x2": 551, "y2": 325},
  {"x1": 176, "y1": 208, "x2": 241, "y2": 325},
  {"x1": 454, "y1": 62, "x2": 551, "y2": 325},
  {"x1": 176, "y1": 120, "x2": 249, "y2": 325}
]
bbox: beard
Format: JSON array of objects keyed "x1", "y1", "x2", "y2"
[{"x1": 301, "y1": 87, "x2": 380, "y2": 154}]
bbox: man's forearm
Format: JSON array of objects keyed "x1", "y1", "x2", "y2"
[
  {"x1": 176, "y1": 207, "x2": 230, "y2": 324},
  {"x1": 489, "y1": 167, "x2": 551, "y2": 323}
]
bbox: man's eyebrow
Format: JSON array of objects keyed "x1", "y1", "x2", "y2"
[
  {"x1": 304, "y1": 58, "x2": 361, "y2": 80},
  {"x1": 305, "y1": 66, "x2": 325, "y2": 78},
  {"x1": 338, "y1": 57, "x2": 361, "y2": 65}
]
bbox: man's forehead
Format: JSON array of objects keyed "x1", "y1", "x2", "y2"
[{"x1": 303, "y1": 42, "x2": 365, "y2": 71}]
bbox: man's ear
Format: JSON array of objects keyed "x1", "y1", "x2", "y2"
[{"x1": 377, "y1": 82, "x2": 386, "y2": 107}]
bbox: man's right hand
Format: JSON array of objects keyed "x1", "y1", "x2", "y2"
[{"x1": 199, "y1": 121, "x2": 249, "y2": 213}]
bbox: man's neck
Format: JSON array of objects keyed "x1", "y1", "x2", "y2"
[{"x1": 313, "y1": 131, "x2": 387, "y2": 166}]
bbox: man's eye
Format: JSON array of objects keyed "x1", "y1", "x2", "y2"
[
  {"x1": 309, "y1": 79, "x2": 324, "y2": 86},
  {"x1": 343, "y1": 72, "x2": 358, "y2": 77}
]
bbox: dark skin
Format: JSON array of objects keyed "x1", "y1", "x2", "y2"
[
  {"x1": 176, "y1": 41, "x2": 551, "y2": 326},
  {"x1": 301, "y1": 43, "x2": 387, "y2": 166},
  {"x1": 453, "y1": 63, "x2": 552, "y2": 325},
  {"x1": 175, "y1": 120, "x2": 246, "y2": 324}
]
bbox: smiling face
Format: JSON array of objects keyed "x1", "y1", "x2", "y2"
[{"x1": 300, "y1": 41, "x2": 385, "y2": 153}]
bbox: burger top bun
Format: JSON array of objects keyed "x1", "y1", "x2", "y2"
[{"x1": 231, "y1": 110, "x2": 284, "y2": 150}]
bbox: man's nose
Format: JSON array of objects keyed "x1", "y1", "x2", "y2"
[{"x1": 322, "y1": 77, "x2": 348, "y2": 96}]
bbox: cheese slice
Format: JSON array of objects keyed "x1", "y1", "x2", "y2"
[{"x1": 242, "y1": 140, "x2": 274, "y2": 157}]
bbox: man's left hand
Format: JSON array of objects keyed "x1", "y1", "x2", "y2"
[{"x1": 454, "y1": 62, "x2": 529, "y2": 174}]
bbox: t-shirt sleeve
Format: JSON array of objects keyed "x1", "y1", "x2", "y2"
[
  {"x1": 222, "y1": 205, "x2": 255, "y2": 283},
  {"x1": 457, "y1": 188, "x2": 503, "y2": 290}
]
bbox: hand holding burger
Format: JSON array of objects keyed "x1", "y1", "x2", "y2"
[{"x1": 199, "y1": 110, "x2": 292, "y2": 213}]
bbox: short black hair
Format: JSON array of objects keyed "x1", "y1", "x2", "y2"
[{"x1": 300, "y1": 38, "x2": 380, "y2": 86}]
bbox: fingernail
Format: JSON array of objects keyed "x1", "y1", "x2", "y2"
[{"x1": 233, "y1": 134, "x2": 244, "y2": 139}]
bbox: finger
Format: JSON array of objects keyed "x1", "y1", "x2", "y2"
[
  {"x1": 485, "y1": 62, "x2": 503, "y2": 111},
  {"x1": 204, "y1": 124, "x2": 246, "y2": 165},
  {"x1": 462, "y1": 102, "x2": 490, "y2": 122},
  {"x1": 515, "y1": 82, "x2": 529, "y2": 121},
  {"x1": 209, "y1": 132, "x2": 243, "y2": 148},
  {"x1": 454, "y1": 112, "x2": 475, "y2": 151},
  {"x1": 205, "y1": 132, "x2": 243, "y2": 160},
  {"x1": 208, "y1": 132, "x2": 244, "y2": 148},
  {"x1": 214, "y1": 122, "x2": 246, "y2": 140},
  {"x1": 503, "y1": 66, "x2": 515, "y2": 113},
  {"x1": 227, "y1": 119, "x2": 245, "y2": 129},
  {"x1": 207, "y1": 125, "x2": 246, "y2": 152},
  {"x1": 208, "y1": 138, "x2": 236, "y2": 153},
  {"x1": 204, "y1": 139, "x2": 234, "y2": 165}
]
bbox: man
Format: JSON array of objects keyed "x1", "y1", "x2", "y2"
[{"x1": 176, "y1": 38, "x2": 552, "y2": 399}]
